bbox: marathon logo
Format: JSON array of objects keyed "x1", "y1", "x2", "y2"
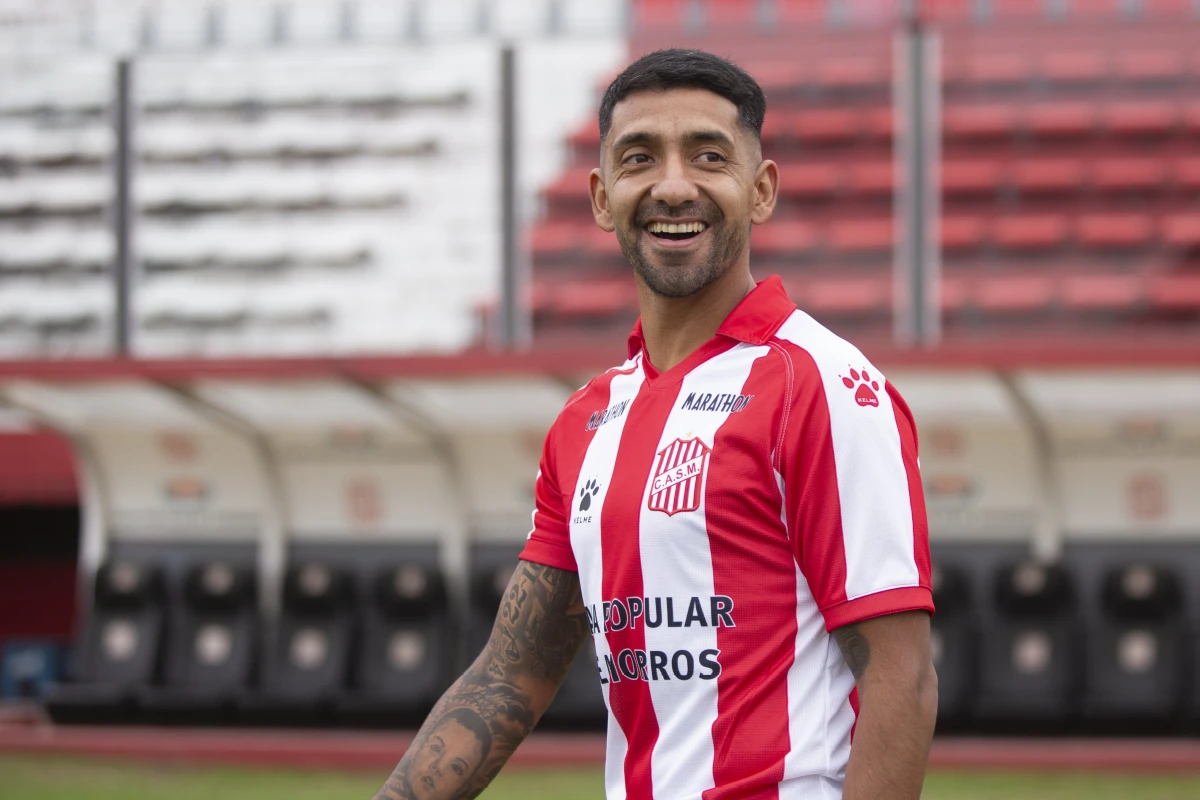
[
  {"x1": 597, "y1": 646, "x2": 722, "y2": 684},
  {"x1": 585, "y1": 595, "x2": 735, "y2": 634},
  {"x1": 585, "y1": 399, "x2": 631, "y2": 431},
  {"x1": 680, "y1": 392, "x2": 753, "y2": 413}
]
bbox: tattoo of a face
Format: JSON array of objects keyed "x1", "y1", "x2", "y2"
[
  {"x1": 833, "y1": 623, "x2": 871, "y2": 680},
  {"x1": 373, "y1": 561, "x2": 589, "y2": 800}
]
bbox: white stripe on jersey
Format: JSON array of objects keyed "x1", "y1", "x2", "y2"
[
  {"x1": 639, "y1": 343, "x2": 769, "y2": 799},
  {"x1": 774, "y1": 310, "x2": 920, "y2": 600},
  {"x1": 569, "y1": 359, "x2": 645, "y2": 800}
]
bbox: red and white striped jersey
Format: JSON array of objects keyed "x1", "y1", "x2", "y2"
[{"x1": 520, "y1": 275, "x2": 933, "y2": 800}]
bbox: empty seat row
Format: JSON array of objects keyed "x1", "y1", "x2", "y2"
[
  {"x1": 530, "y1": 270, "x2": 1200, "y2": 320},
  {"x1": 933, "y1": 551, "x2": 1200, "y2": 731},
  {"x1": 530, "y1": 211, "x2": 1200, "y2": 261},
  {"x1": 47, "y1": 551, "x2": 605, "y2": 728}
]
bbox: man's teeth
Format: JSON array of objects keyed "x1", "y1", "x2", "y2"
[{"x1": 647, "y1": 221, "x2": 707, "y2": 234}]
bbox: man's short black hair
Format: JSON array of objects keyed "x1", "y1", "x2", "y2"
[{"x1": 598, "y1": 49, "x2": 766, "y2": 143}]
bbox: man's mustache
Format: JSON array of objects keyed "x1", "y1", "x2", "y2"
[{"x1": 634, "y1": 204, "x2": 722, "y2": 226}]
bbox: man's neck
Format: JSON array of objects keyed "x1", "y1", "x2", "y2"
[{"x1": 636, "y1": 265, "x2": 757, "y2": 373}]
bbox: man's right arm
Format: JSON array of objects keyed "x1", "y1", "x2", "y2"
[{"x1": 372, "y1": 559, "x2": 590, "y2": 799}]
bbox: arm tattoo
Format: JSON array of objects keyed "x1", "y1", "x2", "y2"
[
  {"x1": 373, "y1": 560, "x2": 589, "y2": 799},
  {"x1": 833, "y1": 623, "x2": 871, "y2": 680}
]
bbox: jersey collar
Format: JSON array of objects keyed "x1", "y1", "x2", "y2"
[{"x1": 626, "y1": 274, "x2": 797, "y2": 359}]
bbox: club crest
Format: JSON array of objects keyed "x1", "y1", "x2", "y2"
[{"x1": 647, "y1": 437, "x2": 712, "y2": 515}]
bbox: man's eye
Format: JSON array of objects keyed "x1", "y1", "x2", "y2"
[
  {"x1": 623, "y1": 153, "x2": 652, "y2": 165},
  {"x1": 697, "y1": 152, "x2": 725, "y2": 163}
]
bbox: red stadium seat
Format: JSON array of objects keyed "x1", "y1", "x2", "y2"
[
  {"x1": 586, "y1": 226, "x2": 623, "y2": 257},
  {"x1": 803, "y1": 277, "x2": 890, "y2": 314},
  {"x1": 1162, "y1": 213, "x2": 1200, "y2": 248},
  {"x1": 1038, "y1": 52, "x2": 1110, "y2": 84},
  {"x1": 542, "y1": 167, "x2": 592, "y2": 203},
  {"x1": 707, "y1": 0, "x2": 760, "y2": 26},
  {"x1": 990, "y1": 0, "x2": 1053, "y2": 18},
  {"x1": 862, "y1": 107, "x2": 894, "y2": 139},
  {"x1": 939, "y1": 275, "x2": 970, "y2": 312},
  {"x1": 777, "y1": 0, "x2": 829, "y2": 26},
  {"x1": 1025, "y1": 103, "x2": 1097, "y2": 139},
  {"x1": 1176, "y1": 158, "x2": 1200, "y2": 190},
  {"x1": 633, "y1": 0, "x2": 690, "y2": 32},
  {"x1": 1090, "y1": 157, "x2": 1166, "y2": 193},
  {"x1": 815, "y1": 58, "x2": 883, "y2": 91},
  {"x1": 748, "y1": 63, "x2": 806, "y2": 94},
  {"x1": 975, "y1": 275, "x2": 1055, "y2": 313},
  {"x1": 1140, "y1": 0, "x2": 1200, "y2": 18},
  {"x1": 992, "y1": 214, "x2": 1070, "y2": 250},
  {"x1": 1182, "y1": 104, "x2": 1200, "y2": 136},
  {"x1": 553, "y1": 280, "x2": 634, "y2": 316},
  {"x1": 846, "y1": 161, "x2": 894, "y2": 196},
  {"x1": 1148, "y1": 275, "x2": 1200, "y2": 310},
  {"x1": 1061, "y1": 274, "x2": 1142, "y2": 311},
  {"x1": 569, "y1": 123, "x2": 601, "y2": 149},
  {"x1": 529, "y1": 222, "x2": 580, "y2": 257},
  {"x1": 963, "y1": 53, "x2": 1031, "y2": 87},
  {"x1": 1065, "y1": 0, "x2": 1123, "y2": 19},
  {"x1": 1102, "y1": 102, "x2": 1179, "y2": 137},
  {"x1": 827, "y1": 218, "x2": 894, "y2": 254},
  {"x1": 1012, "y1": 159, "x2": 1084, "y2": 194},
  {"x1": 941, "y1": 160, "x2": 1003, "y2": 195},
  {"x1": 1115, "y1": 52, "x2": 1186, "y2": 83},
  {"x1": 943, "y1": 105, "x2": 1016, "y2": 140},
  {"x1": 791, "y1": 109, "x2": 861, "y2": 144},
  {"x1": 752, "y1": 221, "x2": 820, "y2": 256},
  {"x1": 1076, "y1": 213, "x2": 1155, "y2": 248},
  {"x1": 940, "y1": 216, "x2": 987, "y2": 251},
  {"x1": 778, "y1": 163, "x2": 841, "y2": 197}
]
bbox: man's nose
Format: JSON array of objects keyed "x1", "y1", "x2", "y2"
[{"x1": 649, "y1": 154, "x2": 699, "y2": 206}]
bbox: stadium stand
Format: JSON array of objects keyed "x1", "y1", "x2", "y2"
[{"x1": 3, "y1": 0, "x2": 1200, "y2": 741}]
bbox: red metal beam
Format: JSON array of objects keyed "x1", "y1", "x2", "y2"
[{"x1": 0, "y1": 337, "x2": 1197, "y2": 384}]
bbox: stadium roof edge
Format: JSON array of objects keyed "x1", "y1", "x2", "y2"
[{"x1": 0, "y1": 339, "x2": 1196, "y2": 382}]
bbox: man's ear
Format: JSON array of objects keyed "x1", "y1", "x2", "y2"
[
  {"x1": 589, "y1": 168, "x2": 615, "y2": 233},
  {"x1": 750, "y1": 159, "x2": 780, "y2": 226}
]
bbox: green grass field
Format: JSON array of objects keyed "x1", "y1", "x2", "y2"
[{"x1": 2, "y1": 757, "x2": 1200, "y2": 800}]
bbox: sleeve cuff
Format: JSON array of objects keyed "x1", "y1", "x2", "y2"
[
  {"x1": 821, "y1": 586, "x2": 935, "y2": 632},
  {"x1": 518, "y1": 533, "x2": 578, "y2": 573}
]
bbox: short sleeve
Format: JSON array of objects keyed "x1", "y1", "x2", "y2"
[
  {"x1": 518, "y1": 420, "x2": 578, "y2": 573},
  {"x1": 782, "y1": 356, "x2": 933, "y2": 632}
]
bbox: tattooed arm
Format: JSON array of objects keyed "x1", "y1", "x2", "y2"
[
  {"x1": 834, "y1": 610, "x2": 938, "y2": 800},
  {"x1": 373, "y1": 560, "x2": 589, "y2": 800}
]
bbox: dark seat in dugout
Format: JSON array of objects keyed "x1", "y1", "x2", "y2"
[
  {"x1": 1080, "y1": 562, "x2": 1188, "y2": 726},
  {"x1": 138, "y1": 560, "x2": 258, "y2": 723},
  {"x1": 928, "y1": 562, "x2": 975, "y2": 727},
  {"x1": 240, "y1": 562, "x2": 357, "y2": 725},
  {"x1": 467, "y1": 545, "x2": 606, "y2": 729},
  {"x1": 339, "y1": 560, "x2": 453, "y2": 725},
  {"x1": 973, "y1": 561, "x2": 1081, "y2": 728},
  {"x1": 45, "y1": 561, "x2": 167, "y2": 723}
]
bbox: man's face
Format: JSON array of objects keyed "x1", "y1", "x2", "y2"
[
  {"x1": 408, "y1": 718, "x2": 485, "y2": 799},
  {"x1": 590, "y1": 87, "x2": 777, "y2": 299}
]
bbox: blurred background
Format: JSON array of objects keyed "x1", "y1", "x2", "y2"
[{"x1": 1, "y1": 1, "x2": 1200, "y2": 798}]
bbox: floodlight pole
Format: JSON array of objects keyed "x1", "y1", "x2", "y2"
[
  {"x1": 893, "y1": 1, "x2": 941, "y2": 347},
  {"x1": 113, "y1": 57, "x2": 137, "y2": 357}
]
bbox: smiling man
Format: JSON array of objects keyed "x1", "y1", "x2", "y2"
[{"x1": 373, "y1": 49, "x2": 936, "y2": 800}]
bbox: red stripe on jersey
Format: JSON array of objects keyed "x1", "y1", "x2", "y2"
[
  {"x1": 783, "y1": 345, "x2": 850, "y2": 611},
  {"x1": 849, "y1": 686, "x2": 860, "y2": 742},
  {"x1": 601, "y1": 378, "x2": 682, "y2": 798},
  {"x1": 888, "y1": 383, "x2": 933, "y2": 592},
  {"x1": 704, "y1": 355, "x2": 793, "y2": 800}
]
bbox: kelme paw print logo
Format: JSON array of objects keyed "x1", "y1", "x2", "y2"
[
  {"x1": 578, "y1": 479, "x2": 601, "y2": 512},
  {"x1": 841, "y1": 367, "x2": 880, "y2": 408}
]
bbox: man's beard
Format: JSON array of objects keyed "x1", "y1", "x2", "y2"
[{"x1": 614, "y1": 203, "x2": 749, "y2": 299}]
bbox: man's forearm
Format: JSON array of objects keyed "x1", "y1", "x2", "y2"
[
  {"x1": 373, "y1": 561, "x2": 589, "y2": 800},
  {"x1": 841, "y1": 676, "x2": 937, "y2": 800},
  {"x1": 373, "y1": 656, "x2": 535, "y2": 799},
  {"x1": 834, "y1": 615, "x2": 938, "y2": 800}
]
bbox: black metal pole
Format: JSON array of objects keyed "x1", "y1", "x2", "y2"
[{"x1": 113, "y1": 57, "x2": 136, "y2": 357}]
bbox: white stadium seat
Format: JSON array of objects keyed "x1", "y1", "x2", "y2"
[{"x1": 355, "y1": 0, "x2": 413, "y2": 43}]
